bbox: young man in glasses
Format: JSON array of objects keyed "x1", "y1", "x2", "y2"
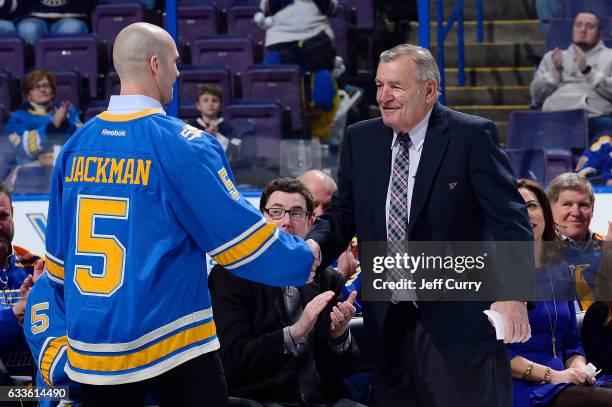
[{"x1": 209, "y1": 177, "x2": 364, "y2": 406}]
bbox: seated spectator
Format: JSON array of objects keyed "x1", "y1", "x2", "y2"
[
  {"x1": 209, "y1": 177, "x2": 364, "y2": 407},
  {"x1": 530, "y1": 12, "x2": 612, "y2": 141},
  {"x1": 576, "y1": 134, "x2": 612, "y2": 186},
  {"x1": 189, "y1": 84, "x2": 241, "y2": 161},
  {"x1": 0, "y1": 183, "x2": 39, "y2": 372},
  {"x1": 547, "y1": 173, "x2": 612, "y2": 310},
  {"x1": 582, "y1": 245, "x2": 612, "y2": 376},
  {"x1": 24, "y1": 262, "x2": 81, "y2": 406},
  {"x1": 7, "y1": 69, "x2": 81, "y2": 165},
  {"x1": 3, "y1": 142, "x2": 54, "y2": 192},
  {"x1": 509, "y1": 179, "x2": 612, "y2": 406},
  {"x1": 0, "y1": 0, "x2": 92, "y2": 45}
]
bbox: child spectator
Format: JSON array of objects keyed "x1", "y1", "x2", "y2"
[
  {"x1": 6, "y1": 69, "x2": 81, "y2": 165},
  {"x1": 189, "y1": 84, "x2": 241, "y2": 161}
]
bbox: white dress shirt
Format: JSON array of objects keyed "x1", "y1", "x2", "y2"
[
  {"x1": 385, "y1": 108, "x2": 433, "y2": 234},
  {"x1": 106, "y1": 95, "x2": 166, "y2": 115}
]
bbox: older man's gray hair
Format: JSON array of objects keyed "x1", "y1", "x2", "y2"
[
  {"x1": 380, "y1": 44, "x2": 441, "y2": 87},
  {"x1": 547, "y1": 172, "x2": 595, "y2": 206}
]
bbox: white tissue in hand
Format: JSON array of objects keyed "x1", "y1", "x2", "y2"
[
  {"x1": 483, "y1": 310, "x2": 505, "y2": 340},
  {"x1": 584, "y1": 363, "x2": 600, "y2": 377}
]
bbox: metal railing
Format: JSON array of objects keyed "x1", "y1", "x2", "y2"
[{"x1": 419, "y1": 0, "x2": 484, "y2": 104}]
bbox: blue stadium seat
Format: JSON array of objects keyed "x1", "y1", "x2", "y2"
[
  {"x1": 11, "y1": 166, "x2": 54, "y2": 194},
  {"x1": 225, "y1": 99, "x2": 283, "y2": 167},
  {"x1": 242, "y1": 64, "x2": 302, "y2": 131},
  {"x1": 105, "y1": 70, "x2": 121, "y2": 100},
  {"x1": 505, "y1": 148, "x2": 548, "y2": 185},
  {"x1": 179, "y1": 64, "x2": 232, "y2": 108},
  {"x1": 177, "y1": 4, "x2": 219, "y2": 48},
  {"x1": 83, "y1": 100, "x2": 108, "y2": 122},
  {"x1": 92, "y1": 2, "x2": 145, "y2": 61},
  {"x1": 179, "y1": 104, "x2": 199, "y2": 122},
  {"x1": 343, "y1": 0, "x2": 374, "y2": 28},
  {"x1": 330, "y1": 3, "x2": 349, "y2": 62},
  {"x1": 226, "y1": 4, "x2": 265, "y2": 46},
  {"x1": 35, "y1": 35, "x2": 99, "y2": 98},
  {"x1": 49, "y1": 68, "x2": 81, "y2": 110},
  {"x1": 0, "y1": 69, "x2": 10, "y2": 120},
  {"x1": 561, "y1": 0, "x2": 612, "y2": 18},
  {"x1": 0, "y1": 134, "x2": 16, "y2": 180},
  {"x1": 0, "y1": 36, "x2": 25, "y2": 80},
  {"x1": 190, "y1": 36, "x2": 254, "y2": 92},
  {"x1": 507, "y1": 109, "x2": 588, "y2": 184}
]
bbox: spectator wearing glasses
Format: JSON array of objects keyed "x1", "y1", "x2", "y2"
[
  {"x1": 209, "y1": 177, "x2": 364, "y2": 406},
  {"x1": 6, "y1": 69, "x2": 81, "y2": 165},
  {"x1": 530, "y1": 12, "x2": 612, "y2": 141}
]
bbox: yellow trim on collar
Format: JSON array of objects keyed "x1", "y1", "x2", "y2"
[{"x1": 97, "y1": 109, "x2": 162, "y2": 122}]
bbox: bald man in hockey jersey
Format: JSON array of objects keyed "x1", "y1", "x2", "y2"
[{"x1": 44, "y1": 22, "x2": 319, "y2": 406}]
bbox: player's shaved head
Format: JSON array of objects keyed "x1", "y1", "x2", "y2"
[
  {"x1": 114, "y1": 22, "x2": 172, "y2": 79},
  {"x1": 112, "y1": 22, "x2": 180, "y2": 104},
  {"x1": 299, "y1": 170, "x2": 337, "y2": 219}
]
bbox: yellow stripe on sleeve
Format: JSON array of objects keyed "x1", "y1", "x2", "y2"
[
  {"x1": 45, "y1": 256, "x2": 65, "y2": 282},
  {"x1": 40, "y1": 336, "x2": 68, "y2": 386},
  {"x1": 212, "y1": 223, "x2": 276, "y2": 266},
  {"x1": 67, "y1": 320, "x2": 216, "y2": 373}
]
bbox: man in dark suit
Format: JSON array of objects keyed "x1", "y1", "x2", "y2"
[
  {"x1": 209, "y1": 177, "x2": 364, "y2": 406},
  {"x1": 306, "y1": 44, "x2": 535, "y2": 406}
]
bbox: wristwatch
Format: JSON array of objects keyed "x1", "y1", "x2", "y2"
[{"x1": 581, "y1": 65, "x2": 592, "y2": 75}]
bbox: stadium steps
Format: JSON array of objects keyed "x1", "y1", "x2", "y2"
[
  {"x1": 448, "y1": 105, "x2": 529, "y2": 122},
  {"x1": 431, "y1": 42, "x2": 544, "y2": 67},
  {"x1": 430, "y1": 0, "x2": 537, "y2": 21},
  {"x1": 445, "y1": 86, "x2": 531, "y2": 105},
  {"x1": 445, "y1": 67, "x2": 534, "y2": 87},
  {"x1": 423, "y1": 20, "x2": 542, "y2": 44}
]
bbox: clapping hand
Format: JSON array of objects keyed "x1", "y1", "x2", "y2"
[{"x1": 329, "y1": 291, "x2": 357, "y2": 340}]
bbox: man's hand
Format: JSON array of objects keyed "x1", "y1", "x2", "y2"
[
  {"x1": 329, "y1": 291, "x2": 357, "y2": 340},
  {"x1": 33, "y1": 260, "x2": 44, "y2": 283},
  {"x1": 552, "y1": 47, "x2": 564, "y2": 74},
  {"x1": 305, "y1": 239, "x2": 321, "y2": 283},
  {"x1": 12, "y1": 275, "x2": 34, "y2": 324},
  {"x1": 337, "y1": 245, "x2": 359, "y2": 283},
  {"x1": 52, "y1": 101, "x2": 71, "y2": 128},
  {"x1": 572, "y1": 44, "x2": 588, "y2": 73},
  {"x1": 490, "y1": 301, "x2": 531, "y2": 344},
  {"x1": 289, "y1": 290, "x2": 334, "y2": 344}
]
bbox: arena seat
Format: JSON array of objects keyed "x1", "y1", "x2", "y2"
[
  {"x1": 92, "y1": 2, "x2": 145, "y2": 61},
  {"x1": 83, "y1": 100, "x2": 108, "y2": 121},
  {"x1": 35, "y1": 35, "x2": 99, "y2": 98},
  {"x1": 343, "y1": 0, "x2": 374, "y2": 29},
  {"x1": 507, "y1": 109, "x2": 588, "y2": 184},
  {"x1": 0, "y1": 36, "x2": 25, "y2": 80},
  {"x1": 179, "y1": 104, "x2": 199, "y2": 122},
  {"x1": 178, "y1": 4, "x2": 219, "y2": 48},
  {"x1": 11, "y1": 166, "x2": 54, "y2": 194},
  {"x1": 179, "y1": 64, "x2": 232, "y2": 108},
  {"x1": 0, "y1": 70, "x2": 11, "y2": 120},
  {"x1": 506, "y1": 148, "x2": 548, "y2": 185},
  {"x1": 0, "y1": 136, "x2": 15, "y2": 181},
  {"x1": 50, "y1": 69, "x2": 81, "y2": 110},
  {"x1": 226, "y1": 4, "x2": 265, "y2": 46},
  {"x1": 190, "y1": 36, "x2": 254, "y2": 94},
  {"x1": 561, "y1": 0, "x2": 612, "y2": 19},
  {"x1": 329, "y1": 3, "x2": 349, "y2": 62},
  {"x1": 226, "y1": 99, "x2": 283, "y2": 167},
  {"x1": 242, "y1": 64, "x2": 302, "y2": 131},
  {"x1": 104, "y1": 70, "x2": 121, "y2": 100}
]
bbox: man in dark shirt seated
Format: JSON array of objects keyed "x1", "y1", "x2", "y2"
[{"x1": 209, "y1": 177, "x2": 364, "y2": 407}]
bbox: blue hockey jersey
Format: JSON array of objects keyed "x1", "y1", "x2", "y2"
[
  {"x1": 44, "y1": 107, "x2": 313, "y2": 385},
  {"x1": 24, "y1": 272, "x2": 80, "y2": 407}
]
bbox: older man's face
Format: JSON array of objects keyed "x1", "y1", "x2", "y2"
[
  {"x1": 551, "y1": 189, "x2": 593, "y2": 241},
  {"x1": 0, "y1": 194, "x2": 14, "y2": 258},
  {"x1": 376, "y1": 56, "x2": 435, "y2": 134},
  {"x1": 573, "y1": 13, "x2": 600, "y2": 50}
]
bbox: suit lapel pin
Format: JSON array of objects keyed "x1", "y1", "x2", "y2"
[{"x1": 449, "y1": 182, "x2": 457, "y2": 190}]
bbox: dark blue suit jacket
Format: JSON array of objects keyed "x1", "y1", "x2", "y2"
[{"x1": 307, "y1": 103, "x2": 534, "y2": 367}]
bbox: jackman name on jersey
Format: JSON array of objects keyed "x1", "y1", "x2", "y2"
[{"x1": 64, "y1": 155, "x2": 152, "y2": 186}]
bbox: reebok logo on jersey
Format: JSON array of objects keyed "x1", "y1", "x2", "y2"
[{"x1": 102, "y1": 129, "x2": 127, "y2": 137}]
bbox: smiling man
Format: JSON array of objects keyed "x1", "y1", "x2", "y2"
[
  {"x1": 531, "y1": 11, "x2": 612, "y2": 140},
  {"x1": 306, "y1": 44, "x2": 534, "y2": 406}
]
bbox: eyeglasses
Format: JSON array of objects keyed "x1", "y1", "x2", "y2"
[
  {"x1": 264, "y1": 207, "x2": 310, "y2": 221},
  {"x1": 33, "y1": 83, "x2": 52, "y2": 91}
]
